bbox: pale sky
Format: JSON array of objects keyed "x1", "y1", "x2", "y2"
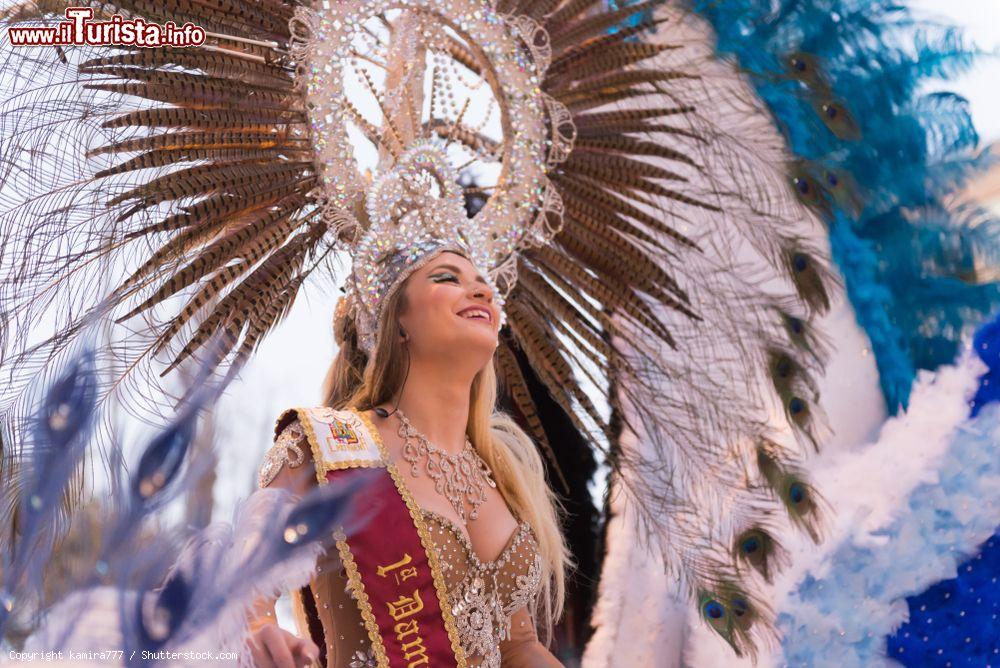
[{"x1": 913, "y1": 0, "x2": 1000, "y2": 143}]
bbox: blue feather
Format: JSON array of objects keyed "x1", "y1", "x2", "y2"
[
  {"x1": 2, "y1": 350, "x2": 378, "y2": 658},
  {"x1": 0, "y1": 347, "x2": 99, "y2": 638},
  {"x1": 680, "y1": 0, "x2": 1000, "y2": 411}
]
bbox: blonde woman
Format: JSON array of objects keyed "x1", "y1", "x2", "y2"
[{"x1": 247, "y1": 248, "x2": 571, "y2": 668}]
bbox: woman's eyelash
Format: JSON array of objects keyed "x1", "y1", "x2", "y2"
[{"x1": 432, "y1": 273, "x2": 459, "y2": 283}]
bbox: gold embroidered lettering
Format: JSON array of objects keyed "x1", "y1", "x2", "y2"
[
  {"x1": 386, "y1": 590, "x2": 423, "y2": 621},
  {"x1": 400, "y1": 637, "x2": 430, "y2": 667},
  {"x1": 394, "y1": 618, "x2": 429, "y2": 665},
  {"x1": 393, "y1": 619, "x2": 420, "y2": 641},
  {"x1": 376, "y1": 553, "x2": 413, "y2": 578}
]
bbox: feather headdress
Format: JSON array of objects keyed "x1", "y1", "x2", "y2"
[{"x1": 0, "y1": 0, "x2": 838, "y2": 657}]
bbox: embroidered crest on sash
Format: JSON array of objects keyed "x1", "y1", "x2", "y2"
[{"x1": 274, "y1": 407, "x2": 384, "y2": 482}]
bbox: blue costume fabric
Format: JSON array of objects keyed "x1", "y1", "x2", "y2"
[{"x1": 884, "y1": 312, "x2": 1000, "y2": 666}]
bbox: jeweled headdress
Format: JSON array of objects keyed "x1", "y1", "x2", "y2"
[
  {"x1": 2, "y1": 0, "x2": 838, "y2": 658},
  {"x1": 286, "y1": 0, "x2": 573, "y2": 355},
  {"x1": 341, "y1": 141, "x2": 510, "y2": 356}
]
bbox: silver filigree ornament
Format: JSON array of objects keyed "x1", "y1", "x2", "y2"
[{"x1": 287, "y1": 0, "x2": 575, "y2": 357}]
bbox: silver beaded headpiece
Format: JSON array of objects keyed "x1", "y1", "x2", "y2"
[{"x1": 287, "y1": 0, "x2": 575, "y2": 356}]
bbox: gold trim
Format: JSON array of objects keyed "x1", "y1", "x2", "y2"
[
  {"x1": 276, "y1": 407, "x2": 392, "y2": 666},
  {"x1": 308, "y1": 408, "x2": 390, "y2": 667},
  {"x1": 296, "y1": 406, "x2": 383, "y2": 481},
  {"x1": 351, "y1": 406, "x2": 469, "y2": 668},
  {"x1": 325, "y1": 458, "x2": 385, "y2": 472},
  {"x1": 273, "y1": 407, "x2": 300, "y2": 439},
  {"x1": 335, "y1": 530, "x2": 390, "y2": 668},
  {"x1": 287, "y1": 407, "x2": 328, "y2": 485}
]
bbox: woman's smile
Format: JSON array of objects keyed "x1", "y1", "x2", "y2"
[{"x1": 457, "y1": 305, "x2": 493, "y2": 325}]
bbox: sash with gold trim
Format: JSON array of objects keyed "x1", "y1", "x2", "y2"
[{"x1": 275, "y1": 406, "x2": 466, "y2": 668}]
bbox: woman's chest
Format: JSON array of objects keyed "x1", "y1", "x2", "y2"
[
  {"x1": 309, "y1": 511, "x2": 543, "y2": 667},
  {"x1": 416, "y1": 511, "x2": 544, "y2": 666},
  {"x1": 386, "y1": 434, "x2": 522, "y2": 565}
]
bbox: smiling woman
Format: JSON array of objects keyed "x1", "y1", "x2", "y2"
[
  {"x1": 399, "y1": 255, "x2": 502, "y2": 355},
  {"x1": 249, "y1": 246, "x2": 570, "y2": 668}
]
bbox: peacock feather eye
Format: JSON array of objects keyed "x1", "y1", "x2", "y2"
[
  {"x1": 784, "y1": 51, "x2": 830, "y2": 92},
  {"x1": 703, "y1": 598, "x2": 725, "y2": 620},
  {"x1": 783, "y1": 478, "x2": 823, "y2": 543},
  {"x1": 766, "y1": 346, "x2": 819, "y2": 449},
  {"x1": 768, "y1": 348, "x2": 802, "y2": 389},
  {"x1": 788, "y1": 160, "x2": 831, "y2": 215},
  {"x1": 734, "y1": 527, "x2": 788, "y2": 581},
  {"x1": 140, "y1": 569, "x2": 190, "y2": 648},
  {"x1": 821, "y1": 167, "x2": 866, "y2": 217},
  {"x1": 731, "y1": 597, "x2": 748, "y2": 616},
  {"x1": 132, "y1": 410, "x2": 196, "y2": 504},
  {"x1": 730, "y1": 596, "x2": 755, "y2": 631},
  {"x1": 697, "y1": 586, "x2": 763, "y2": 658},
  {"x1": 813, "y1": 99, "x2": 861, "y2": 140},
  {"x1": 757, "y1": 443, "x2": 824, "y2": 543},
  {"x1": 785, "y1": 248, "x2": 831, "y2": 313},
  {"x1": 778, "y1": 310, "x2": 828, "y2": 364},
  {"x1": 38, "y1": 350, "x2": 98, "y2": 451},
  {"x1": 790, "y1": 174, "x2": 827, "y2": 212}
]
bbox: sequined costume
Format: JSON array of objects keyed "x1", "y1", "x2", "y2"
[{"x1": 262, "y1": 415, "x2": 550, "y2": 668}]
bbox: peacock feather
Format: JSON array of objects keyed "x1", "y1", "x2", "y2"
[{"x1": 687, "y1": 0, "x2": 1000, "y2": 413}]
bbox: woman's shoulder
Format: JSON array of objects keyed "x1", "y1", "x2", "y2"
[
  {"x1": 273, "y1": 405, "x2": 356, "y2": 437},
  {"x1": 273, "y1": 406, "x2": 372, "y2": 436},
  {"x1": 257, "y1": 408, "x2": 318, "y2": 491},
  {"x1": 261, "y1": 406, "x2": 384, "y2": 491}
]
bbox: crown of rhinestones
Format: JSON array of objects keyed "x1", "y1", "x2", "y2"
[{"x1": 287, "y1": 0, "x2": 575, "y2": 355}]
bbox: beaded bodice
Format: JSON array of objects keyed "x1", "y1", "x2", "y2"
[
  {"x1": 307, "y1": 503, "x2": 543, "y2": 668},
  {"x1": 421, "y1": 508, "x2": 543, "y2": 668},
  {"x1": 266, "y1": 416, "x2": 545, "y2": 667}
]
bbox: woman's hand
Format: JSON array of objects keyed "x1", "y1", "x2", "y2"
[{"x1": 247, "y1": 621, "x2": 320, "y2": 668}]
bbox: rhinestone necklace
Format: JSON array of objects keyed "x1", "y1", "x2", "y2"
[{"x1": 395, "y1": 408, "x2": 497, "y2": 524}]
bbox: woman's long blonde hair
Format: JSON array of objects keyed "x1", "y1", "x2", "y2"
[{"x1": 321, "y1": 279, "x2": 572, "y2": 644}]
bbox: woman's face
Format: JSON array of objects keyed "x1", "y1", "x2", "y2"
[{"x1": 396, "y1": 251, "x2": 500, "y2": 359}]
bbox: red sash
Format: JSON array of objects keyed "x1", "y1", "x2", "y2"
[
  {"x1": 329, "y1": 466, "x2": 464, "y2": 667},
  {"x1": 275, "y1": 406, "x2": 465, "y2": 667}
]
